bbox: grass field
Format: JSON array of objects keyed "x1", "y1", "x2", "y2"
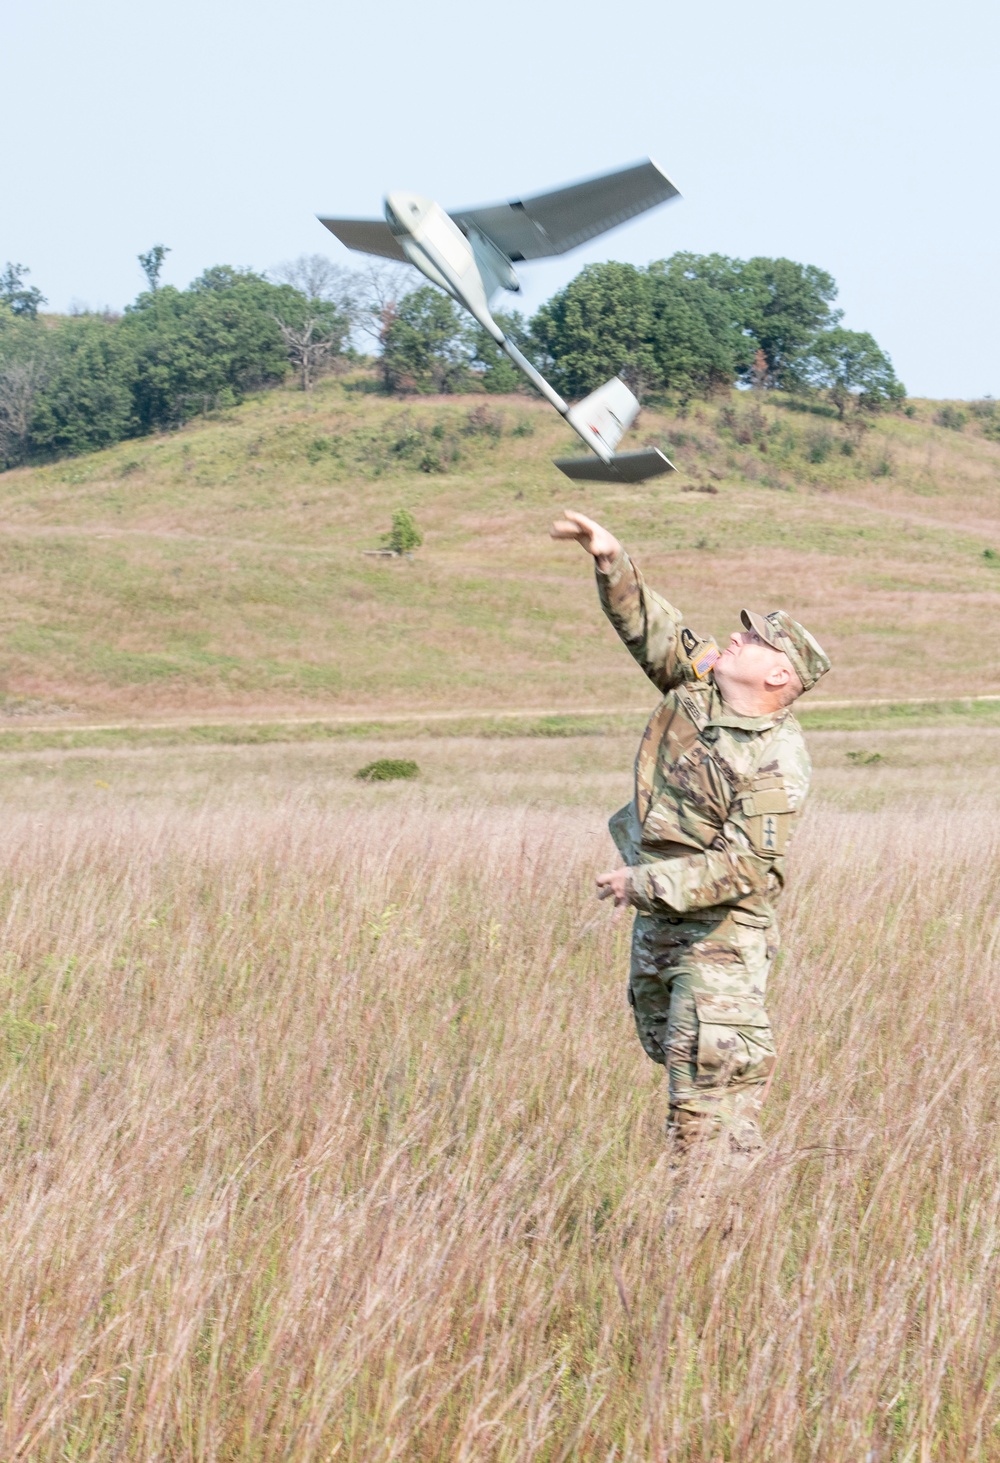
[
  {"x1": 1, "y1": 379, "x2": 1000, "y2": 720},
  {"x1": 3, "y1": 384, "x2": 1000, "y2": 1457},
  {"x1": 2, "y1": 731, "x2": 1000, "y2": 1459}
]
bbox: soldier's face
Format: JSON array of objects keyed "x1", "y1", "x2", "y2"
[{"x1": 715, "y1": 629, "x2": 789, "y2": 699}]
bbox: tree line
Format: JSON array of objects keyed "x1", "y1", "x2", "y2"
[{"x1": 0, "y1": 248, "x2": 904, "y2": 469}]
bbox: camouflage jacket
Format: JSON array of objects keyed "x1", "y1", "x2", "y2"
[{"x1": 597, "y1": 549, "x2": 812, "y2": 925}]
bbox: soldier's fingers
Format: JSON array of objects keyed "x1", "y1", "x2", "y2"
[
  {"x1": 596, "y1": 881, "x2": 614, "y2": 900},
  {"x1": 550, "y1": 520, "x2": 585, "y2": 541}
]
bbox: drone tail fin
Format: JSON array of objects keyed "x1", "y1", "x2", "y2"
[
  {"x1": 554, "y1": 446, "x2": 676, "y2": 483},
  {"x1": 565, "y1": 377, "x2": 640, "y2": 462}
]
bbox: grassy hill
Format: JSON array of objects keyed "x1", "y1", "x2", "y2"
[
  {"x1": 2, "y1": 375, "x2": 999, "y2": 725},
  {"x1": 5, "y1": 378, "x2": 1000, "y2": 1454}
]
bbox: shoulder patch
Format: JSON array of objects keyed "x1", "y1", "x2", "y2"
[{"x1": 680, "y1": 626, "x2": 721, "y2": 680}]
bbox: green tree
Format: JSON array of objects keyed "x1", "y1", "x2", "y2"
[
  {"x1": 137, "y1": 244, "x2": 171, "y2": 292},
  {"x1": 658, "y1": 253, "x2": 841, "y2": 387},
  {"x1": 380, "y1": 286, "x2": 471, "y2": 393},
  {"x1": 645, "y1": 257, "x2": 753, "y2": 397},
  {"x1": 0, "y1": 262, "x2": 46, "y2": 318},
  {"x1": 123, "y1": 268, "x2": 296, "y2": 429},
  {"x1": 738, "y1": 257, "x2": 841, "y2": 388},
  {"x1": 382, "y1": 507, "x2": 423, "y2": 554},
  {"x1": 466, "y1": 310, "x2": 531, "y2": 394},
  {"x1": 530, "y1": 262, "x2": 657, "y2": 398},
  {"x1": 808, "y1": 327, "x2": 905, "y2": 417},
  {"x1": 29, "y1": 315, "x2": 137, "y2": 456}
]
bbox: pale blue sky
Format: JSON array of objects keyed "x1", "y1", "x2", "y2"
[{"x1": 3, "y1": 0, "x2": 997, "y2": 398}]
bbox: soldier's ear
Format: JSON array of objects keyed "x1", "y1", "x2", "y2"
[{"x1": 763, "y1": 662, "x2": 793, "y2": 691}]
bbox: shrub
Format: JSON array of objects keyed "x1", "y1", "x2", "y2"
[
  {"x1": 354, "y1": 759, "x2": 420, "y2": 782},
  {"x1": 935, "y1": 405, "x2": 967, "y2": 431},
  {"x1": 463, "y1": 405, "x2": 503, "y2": 439},
  {"x1": 807, "y1": 430, "x2": 834, "y2": 463},
  {"x1": 382, "y1": 508, "x2": 423, "y2": 555}
]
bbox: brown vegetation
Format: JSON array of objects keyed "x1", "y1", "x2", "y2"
[{"x1": 1, "y1": 734, "x2": 998, "y2": 1458}]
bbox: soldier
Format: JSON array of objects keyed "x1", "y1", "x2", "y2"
[{"x1": 551, "y1": 510, "x2": 830, "y2": 1167}]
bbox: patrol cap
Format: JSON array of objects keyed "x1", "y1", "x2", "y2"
[{"x1": 740, "y1": 609, "x2": 831, "y2": 692}]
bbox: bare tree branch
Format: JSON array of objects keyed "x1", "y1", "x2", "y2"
[
  {"x1": 349, "y1": 261, "x2": 412, "y2": 352},
  {"x1": 0, "y1": 357, "x2": 46, "y2": 464},
  {"x1": 273, "y1": 315, "x2": 345, "y2": 392}
]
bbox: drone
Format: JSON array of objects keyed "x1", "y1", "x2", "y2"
[{"x1": 319, "y1": 159, "x2": 680, "y2": 483}]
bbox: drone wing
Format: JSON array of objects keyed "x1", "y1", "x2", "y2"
[
  {"x1": 317, "y1": 217, "x2": 408, "y2": 262},
  {"x1": 451, "y1": 158, "x2": 679, "y2": 262},
  {"x1": 319, "y1": 159, "x2": 679, "y2": 267}
]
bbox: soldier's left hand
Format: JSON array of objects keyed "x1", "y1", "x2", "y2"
[{"x1": 596, "y1": 868, "x2": 631, "y2": 906}]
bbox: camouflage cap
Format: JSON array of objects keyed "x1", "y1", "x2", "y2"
[{"x1": 740, "y1": 609, "x2": 831, "y2": 692}]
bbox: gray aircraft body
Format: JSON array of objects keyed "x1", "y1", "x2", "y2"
[{"x1": 320, "y1": 160, "x2": 681, "y2": 482}]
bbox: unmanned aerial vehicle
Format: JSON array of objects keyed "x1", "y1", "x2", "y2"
[{"x1": 319, "y1": 159, "x2": 680, "y2": 482}]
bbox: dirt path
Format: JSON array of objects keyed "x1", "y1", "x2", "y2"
[{"x1": 5, "y1": 691, "x2": 1000, "y2": 736}]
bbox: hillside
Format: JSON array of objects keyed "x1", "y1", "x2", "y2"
[{"x1": 1, "y1": 376, "x2": 999, "y2": 724}]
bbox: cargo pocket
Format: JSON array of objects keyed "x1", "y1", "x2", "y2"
[{"x1": 693, "y1": 990, "x2": 776, "y2": 1088}]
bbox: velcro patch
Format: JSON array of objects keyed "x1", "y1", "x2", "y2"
[
  {"x1": 748, "y1": 811, "x2": 789, "y2": 856},
  {"x1": 688, "y1": 639, "x2": 721, "y2": 679},
  {"x1": 740, "y1": 788, "x2": 791, "y2": 817}
]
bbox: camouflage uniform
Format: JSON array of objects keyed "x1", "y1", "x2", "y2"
[{"x1": 596, "y1": 548, "x2": 829, "y2": 1154}]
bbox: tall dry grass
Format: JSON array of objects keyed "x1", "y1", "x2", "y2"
[{"x1": 2, "y1": 797, "x2": 1000, "y2": 1459}]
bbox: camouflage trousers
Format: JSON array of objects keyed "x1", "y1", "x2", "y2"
[{"x1": 628, "y1": 910, "x2": 778, "y2": 1153}]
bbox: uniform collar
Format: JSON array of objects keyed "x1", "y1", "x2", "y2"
[{"x1": 704, "y1": 681, "x2": 787, "y2": 732}]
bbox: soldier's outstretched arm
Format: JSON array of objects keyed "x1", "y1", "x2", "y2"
[{"x1": 550, "y1": 511, "x2": 687, "y2": 694}]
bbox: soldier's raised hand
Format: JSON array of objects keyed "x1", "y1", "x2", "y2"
[{"x1": 550, "y1": 510, "x2": 621, "y2": 569}]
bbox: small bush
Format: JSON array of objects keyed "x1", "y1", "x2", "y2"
[
  {"x1": 846, "y1": 750, "x2": 884, "y2": 765},
  {"x1": 719, "y1": 404, "x2": 766, "y2": 446},
  {"x1": 807, "y1": 431, "x2": 834, "y2": 463},
  {"x1": 307, "y1": 435, "x2": 333, "y2": 463},
  {"x1": 391, "y1": 428, "x2": 425, "y2": 460},
  {"x1": 382, "y1": 508, "x2": 423, "y2": 555},
  {"x1": 354, "y1": 759, "x2": 420, "y2": 782},
  {"x1": 464, "y1": 405, "x2": 503, "y2": 439},
  {"x1": 935, "y1": 405, "x2": 967, "y2": 431},
  {"x1": 511, "y1": 418, "x2": 534, "y2": 438},
  {"x1": 970, "y1": 400, "x2": 1000, "y2": 441}
]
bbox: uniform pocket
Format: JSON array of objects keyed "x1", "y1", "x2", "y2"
[
  {"x1": 730, "y1": 909, "x2": 770, "y2": 928},
  {"x1": 693, "y1": 990, "x2": 776, "y2": 1087},
  {"x1": 739, "y1": 786, "x2": 792, "y2": 856}
]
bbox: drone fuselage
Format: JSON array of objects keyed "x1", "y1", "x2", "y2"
[
  {"x1": 385, "y1": 192, "x2": 501, "y2": 341},
  {"x1": 377, "y1": 185, "x2": 673, "y2": 482}
]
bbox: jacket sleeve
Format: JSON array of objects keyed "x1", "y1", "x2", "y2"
[
  {"x1": 626, "y1": 725, "x2": 812, "y2": 914},
  {"x1": 596, "y1": 549, "x2": 690, "y2": 695}
]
